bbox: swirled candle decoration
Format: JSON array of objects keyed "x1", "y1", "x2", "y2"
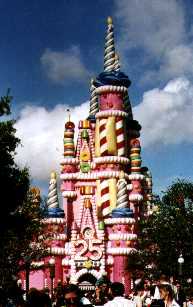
[
  {"x1": 104, "y1": 17, "x2": 115, "y2": 72},
  {"x1": 47, "y1": 172, "x2": 59, "y2": 209},
  {"x1": 116, "y1": 177, "x2": 128, "y2": 209},
  {"x1": 111, "y1": 173, "x2": 134, "y2": 218},
  {"x1": 47, "y1": 172, "x2": 64, "y2": 218},
  {"x1": 89, "y1": 78, "x2": 98, "y2": 117}
]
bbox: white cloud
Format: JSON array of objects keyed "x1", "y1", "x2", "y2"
[
  {"x1": 160, "y1": 44, "x2": 193, "y2": 78},
  {"x1": 115, "y1": 0, "x2": 185, "y2": 56},
  {"x1": 40, "y1": 46, "x2": 90, "y2": 84},
  {"x1": 114, "y1": 0, "x2": 193, "y2": 80},
  {"x1": 15, "y1": 101, "x2": 89, "y2": 181},
  {"x1": 134, "y1": 77, "x2": 193, "y2": 147}
]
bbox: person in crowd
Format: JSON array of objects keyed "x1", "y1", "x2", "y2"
[
  {"x1": 94, "y1": 276, "x2": 111, "y2": 306},
  {"x1": 186, "y1": 290, "x2": 193, "y2": 307},
  {"x1": 26, "y1": 288, "x2": 52, "y2": 307},
  {"x1": 103, "y1": 282, "x2": 136, "y2": 307},
  {"x1": 142, "y1": 280, "x2": 152, "y2": 307},
  {"x1": 52, "y1": 284, "x2": 65, "y2": 307},
  {"x1": 159, "y1": 284, "x2": 180, "y2": 307},
  {"x1": 133, "y1": 283, "x2": 145, "y2": 307},
  {"x1": 174, "y1": 282, "x2": 186, "y2": 307},
  {"x1": 63, "y1": 284, "x2": 93, "y2": 307},
  {"x1": 151, "y1": 275, "x2": 171, "y2": 301}
]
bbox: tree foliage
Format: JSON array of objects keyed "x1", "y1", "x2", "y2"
[
  {"x1": 0, "y1": 91, "x2": 46, "y2": 288},
  {"x1": 129, "y1": 180, "x2": 193, "y2": 280}
]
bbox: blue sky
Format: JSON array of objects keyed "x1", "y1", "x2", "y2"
[{"x1": 1, "y1": 0, "x2": 193, "y2": 197}]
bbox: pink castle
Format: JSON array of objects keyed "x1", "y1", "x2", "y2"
[{"x1": 19, "y1": 17, "x2": 153, "y2": 295}]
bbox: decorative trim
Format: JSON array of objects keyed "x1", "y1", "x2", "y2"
[
  {"x1": 43, "y1": 218, "x2": 65, "y2": 224},
  {"x1": 109, "y1": 233, "x2": 137, "y2": 241},
  {"x1": 107, "y1": 247, "x2": 137, "y2": 255},
  {"x1": 96, "y1": 110, "x2": 128, "y2": 118},
  {"x1": 128, "y1": 174, "x2": 144, "y2": 180},
  {"x1": 50, "y1": 247, "x2": 66, "y2": 255},
  {"x1": 129, "y1": 193, "x2": 143, "y2": 201},
  {"x1": 60, "y1": 171, "x2": 130, "y2": 181},
  {"x1": 95, "y1": 85, "x2": 127, "y2": 94},
  {"x1": 104, "y1": 217, "x2": 135, "y2": 225},
  {"x1": 62, "y1": 191, "x2": 77, "y2": 198},
  {"x1": 60, "y1": 158, "x2": 79, "y2": 165},
  {"x1": 94, "y1": 156, "x2": 129, "y2": 164},
  {"x1": 52, "y1": 234, "x2": 67, "y2": 240}
]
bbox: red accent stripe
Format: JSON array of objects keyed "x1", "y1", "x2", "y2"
[
  {"x1": 116, "y1": 127, "x2": 124, "y2": 136},
  {"x1": 101, "y1": 200, "x2": 110, "y2": 209},
  {"x1": 101, "y1": 186, "x2": 109, "y2": 195},
  {"x1": 99, "y1": 124, "x2": 106, "y2": 133},
  {"x1": 117, "y1": 141, "x2": 125, "y2": 149},
  {"x1": 100, "y1": 137, "x2": 107, "y2": 146}
]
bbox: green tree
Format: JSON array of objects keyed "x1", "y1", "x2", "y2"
[
  {"x1": 0, "y1": 91, "x2": 46, "y2": 288},
  {"x1": 131, "y1": 180, "x2": 193, "y2": 280}
]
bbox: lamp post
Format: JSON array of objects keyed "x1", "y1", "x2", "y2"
[
  {"x1": 49, "y1": 257, "x2": 55, "y2": 300},
  {"x1": 178, "y1": 254, "x2": 184, "y2": 277}
]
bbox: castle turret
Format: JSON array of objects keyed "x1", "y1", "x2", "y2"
[{"x1": 46, "y1": 171, "x2": 66, "y2": 287}]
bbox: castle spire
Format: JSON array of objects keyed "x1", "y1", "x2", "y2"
[
  {"x1": 89, "y1": 78, "x2": 98, "y2": 117},
  {"x1": 47, "y1": 171, "x2": 59, "y2": 209},
  {"x1": 104, "y1": 16, "x2": 116, "y2": 72}
]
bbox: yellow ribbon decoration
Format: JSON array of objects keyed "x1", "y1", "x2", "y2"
[{"x1": 106, "y1": 116, "x2": 117, "y2": 155}]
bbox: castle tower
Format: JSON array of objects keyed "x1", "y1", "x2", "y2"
[{"x1": 92, "y1": 17, "x2": 139, "y2": 292}]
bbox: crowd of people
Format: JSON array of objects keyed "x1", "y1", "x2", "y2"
[{"x1": 1, "y1": 274, "x2": 193, "y2": 307}]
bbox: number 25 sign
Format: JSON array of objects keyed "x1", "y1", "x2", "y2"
[{"x1": 74, "y1": 239, "x2": 102, "y2": 261}]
